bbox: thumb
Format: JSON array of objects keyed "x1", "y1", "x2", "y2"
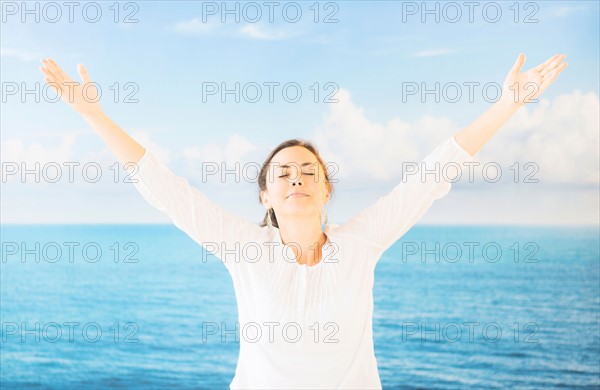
[
  {"x1": 511, "y1": 52, "x2": 526, "y2": 74},
  {"x1": 77, "y1": 63, "x2": 92, "y2": 83}
]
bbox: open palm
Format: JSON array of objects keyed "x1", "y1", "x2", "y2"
[
  {"x1": 39, "y1": 58, "x2": 103, "y2": 116},
  {"x1": 500, "y1": 53, "x2": 568, "y2": 106}
]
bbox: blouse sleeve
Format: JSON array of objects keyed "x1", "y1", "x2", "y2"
[
  {"x1": 335, "y1": 135, "x2": 476, "y2": 264},
  {"x1": 127, "y1": 149, "x2": 264, "y2": 275}
]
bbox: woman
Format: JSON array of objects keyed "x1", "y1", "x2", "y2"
[{"x1": 39, "y1": 53, "x2": 567, "y2": 389}]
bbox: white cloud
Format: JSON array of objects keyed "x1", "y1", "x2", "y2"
[
  {"x1": 313, "y1": 88, "x2": 454, "y2": 183},
  {"x1": 239, "y1": 24, "x2": 299, "y2": 40},
  {"x1": 485, "y1": 90, "x2": 599, "y2": 185},
  {"x1": 183, "y1": 134, "x2": 258, "y2": 169},
  {"x1": 312, "y1": 88, "x2": 599, "y2": 186},
  {"x1": 1, "y1": 130, "x2": 173, "y2": 184},
  {"x1": 183, "y1": 142, "x2": 223, "y2": 165},
  {"x1": 173, "y1": 18, "x2": 219, "y2": 34},
  {"x1": 413, "y1": 48, "x2": 455, "y2": 58},
  {"x1": 173, "y1": 16, "x2": 303, "y2": 40},
  {"x1": 550, "y1": 5, "x2": 585, "y2": 17},
  {"x1": 1, "y1": 134, "x2": 77, "y2": 163},
  {"x1": 224, "y1": 134, "x2": 258, "y2": 165},
  {"x1": 0, "y1": 47, "x2": 40, "y2": 62}
]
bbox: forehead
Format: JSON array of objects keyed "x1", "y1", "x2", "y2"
[{"x1": 270, "y1": 146, "x2": 318, "y2": 165}]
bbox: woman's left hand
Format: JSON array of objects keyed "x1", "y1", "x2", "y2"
[{"x1": 500, "y1": 53, "x2": 568, "y2": 107}]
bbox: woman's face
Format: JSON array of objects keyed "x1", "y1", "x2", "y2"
[{"x1": 262, "y1": 146, "x2": 330, "y2": 222}]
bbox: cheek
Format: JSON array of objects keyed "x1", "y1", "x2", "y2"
[{"x1": 266, "y1": 178, "x2": 287, "y2": 197}]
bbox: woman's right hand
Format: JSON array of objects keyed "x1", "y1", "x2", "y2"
[{"x1": 39, "y1": 58, "x2": 103, "y2": 117}]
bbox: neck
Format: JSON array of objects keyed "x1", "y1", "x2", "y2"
[{"x1": 277, "y1": 216, "x2": 327, "y2": 264}]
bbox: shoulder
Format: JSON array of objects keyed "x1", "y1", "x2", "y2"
[{"x1": 324, "y1": 223, "x2": 341, "y2": 235}]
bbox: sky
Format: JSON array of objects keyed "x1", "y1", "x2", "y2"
[{"x1": 1, "y1": 0, "x2": 599, "y2": 225}]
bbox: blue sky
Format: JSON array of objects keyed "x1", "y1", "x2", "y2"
[{"x1": 1, "y1": 0, "x2": 598, "y2": 224}]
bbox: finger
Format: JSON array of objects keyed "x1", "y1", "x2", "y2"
[
  {"x1": 77, "y1": 63, "x2": 92, "y2": 84},
  {"x1": 511, "y1": 52, "x2": 526, "y2": 74},
  {"x1": 534, "y1": 54, "x2": 560, "y2": 73},
  {"x1": 41, "y1": 58, "x2": 63, "y2": 83},
  {"x1": 40, "y1": 60, "x2": 61, "y2": 82},
  {"x1": 540, "y1": 62, "x2": 567, "y2": 91},
  {"x1": 542, "y1": 61, "x2": 568, "y2": 82},
  {"x1": 45, "y1": 58, "x2": 72, "y2": 83},
  {"x1": 39, "y1": 66, "x2": 62, "y2": 93},
  {"x1": 39, "y1": 65, "x2": 55, "y2": 81},
  {"x1": 540, "y1": 54, "x2": 566, "y2": 78}
]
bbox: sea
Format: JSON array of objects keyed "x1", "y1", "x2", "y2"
[{"x1": 1, "y1": 224, "x2": 598, "y2": 389}]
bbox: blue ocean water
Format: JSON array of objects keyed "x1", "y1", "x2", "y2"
[{"x1": 1, "y1": 224, "x2": 598, "y2": 389}]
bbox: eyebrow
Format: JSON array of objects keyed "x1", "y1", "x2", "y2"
[{"x1": 275, "y1": 162, "x2": 316, "y2": 169}]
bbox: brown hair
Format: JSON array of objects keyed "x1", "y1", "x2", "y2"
[{"x1": 257, "y1": 139, "x2": 334, "y2": 228}]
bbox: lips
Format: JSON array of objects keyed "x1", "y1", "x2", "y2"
[{"x1": 287, "y1": 192, "x2": 308, "y2": 198}]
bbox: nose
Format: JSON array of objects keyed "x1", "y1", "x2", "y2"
[
  {"x1": 288, "y1": 169, "x2": 304, "y2": 186},
  {"x1": 290, "y1": 176, "x2": 303, "y2": 186},
  {"x1": 287, "y1": 166, "x2": 304, "y2": 186}
]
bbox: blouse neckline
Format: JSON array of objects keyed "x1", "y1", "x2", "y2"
[{"x1": 272, "y1": 226, "x2": 334, "y2": 269}]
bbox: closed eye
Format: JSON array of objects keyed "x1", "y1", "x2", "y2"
[{"x1": 279, "y1": 172, "x2": 315, "y2": 178}]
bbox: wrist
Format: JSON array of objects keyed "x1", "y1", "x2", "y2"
[
  {"x1": 80, "y1": 109, "x2": 105, "y2": 121},
  {"x1": 497, "y1": 95, "x2": 525, "y2": 111}
]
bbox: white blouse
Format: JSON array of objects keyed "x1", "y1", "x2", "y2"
[{"x1": 128, "y1": 135, "x2": 475, "y2": 389}]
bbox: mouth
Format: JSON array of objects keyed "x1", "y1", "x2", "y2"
[{"x1": 287, "y1": 193, "x2": 309, "y2": 198}]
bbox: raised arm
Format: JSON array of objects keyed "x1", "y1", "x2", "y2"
[
  {"x1": 129, "y1": 148, "x2": 264, "y2": 273},
  {"x1": 39, "y1": 58, "x2": 145, "y2": 165},
  {"x1": 455, "y1": 53, "x2": 568, "y2": 156},
  {"x1": 336, "y1": 53, "x2": 568, "y2": 272},
  {"x1": 39, "y1": 58, "x2": 263, "y2": 274},
  {"x1": 335, "y1": 134, "x2": 475, "y2": 272}
]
